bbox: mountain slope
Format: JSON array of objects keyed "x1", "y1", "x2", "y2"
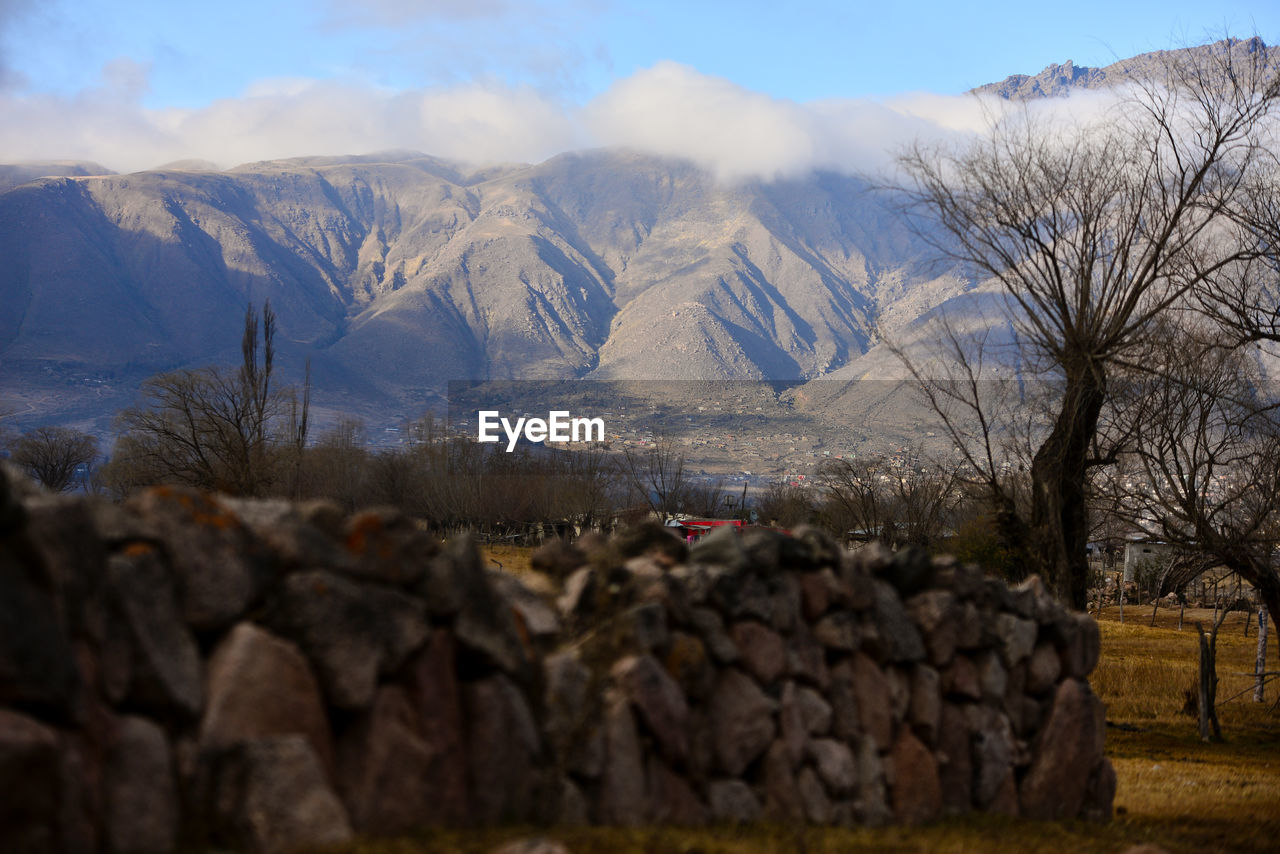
[{"x1": 0, "y1": 150, "x2": 956, "y2": 428}]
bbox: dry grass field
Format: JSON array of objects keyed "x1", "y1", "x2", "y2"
[{"x1": 335, "y1": 563, "x2": 1280, "y2": 854}]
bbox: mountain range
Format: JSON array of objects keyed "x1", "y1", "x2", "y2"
[{"x1": 0, "y1": 39, "x2": 1271, "y2": 443}]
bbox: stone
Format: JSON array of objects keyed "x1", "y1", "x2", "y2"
[
  {"x1": 1013, "y1": 575, "x2": 1061, "y2": 621},
  {"x1": 848, "y1": 541, "x2": 893, "y2": 577},
  {"x1": 646, "y1": 755, "x2": 708, "y2": 825},
  {"x1": 557, "y1": 777, "x2": 589, "y2": 825},
  {"x1": 810, "y1": 738, "x2": 857, "y2": 795},
  {"x1": 994, "y1": 613, "x2": 1038, "y2": 667},
  {"x1": 906, "y1": 589, "x2": 958, "y2": 666},
  {"x1": 106, "y1": 549, "x2": 203, "y2": 718},
  {"x1": 976, "y1": 651, "x2": 1008, "y2": 702},
  {"x1": 908, "y1": 665, "x2": 941, "y2": 744},
  {"x1": 624, "y1": 554, "x2": 669, "y2": 583},
  {"x1": 827, "y1": 661, "x2": 861, "y2": 742},
  {"x1": 880, "y1": 546, "x2": 937, "y2": 596},
  {"x1": 544, "y1": 651, "x2": 596, "y2": 772},
  {"x1": 813, "y1": 612, "x2": 859, "y2": 652},
  {"x1": 615, "y1": 520, "x2": 688, "y2": 566},
  {"x1": 0, "y1": 463, "x2": 30, "y2": 533},
  {"x1": 689, "y1": 524, "x2": 747, "y2": 570},
  {"x1": 531, "y1": 538, "x2": 587, "y2": 581},
  {"x1": 866, "y1": 580, "x2": 926, "y2": 663},
  {"x1": 450, "y1": 546, "x2": 535, "y2": 680},
  {"x1": 779, "y1": 682, "x2": 809, "y2": 767},
  {"x1": 1060, "y1": 613, "x2": 1102, "y2": 678},
  {"x1": 205, "y1": 736, "x2": 352, "y2": 854},
  {"x1": 421, "y1": 535, "x2": 476, "y2": 617},
  {"x1": 218, "y1": 496, "x2": 352, "y2": 576},
  {"x1": 707, "y1": 779, "x2": 761, "y2": 824},
  {"x1": 888, "y1": 728, "x2": 941, "y2": 825},
  {"x1": 466, "y1": 674, "x2": 544, "y2": 824},
  {"x1": 791, "y1": 526, "x2": 843, "y2": 571},
  {"x1": 943, "y1": 655, "x2": 981, "y2": 700},
  {"x1": 57, "y1": 731, "x2": 101, "y2": 854},
  {"x1": 402, "y1": 630, "x2": 469, "y2": 822},
  {"x1": 690, "y1": 607, "x2": 739, "y2": 663},
  {"x1": 719, "y1": 573, "x2": 776, "y2": 624},
  {"x1": 848, "y1": 652, "x2": 893, "y2": 749},
  {"x1": 0, "y1": 536, "x2": 82, "y2": 722},
  {"x1": 337, "y1": 683, "x2": 468, "y2": 833},
  {"x1": 968, "y1": 705, "x2": 1016, "y2": 808},
  {"x1": 336, "y1": 631, "x2": 467, "y2": 832},
  {"x1": 1081, "y1": 757, "x2": 1117, "y2": 821},
  {"x1": 730, "y1": 620, "x2": 788, "y2": 684},
  {"x1": 0, "y1": 708, "x2": 61, "y2": 853},
  {"x1": 798, "y1": 569, "x2": 835, "y2": 620},
  {"x1": 22, "y1": 496, "x2": 109, "y2": 643},
  {"x1": 853, "y1": 734, "x2": 891, "y2": 826},
  {"x1": 622, "y1": 601, "x2": 670, "y2": 653},
  {"x1": 613, "y1": 654, "x2": 689, "y2": 765},
  {"x1": 885, "y1": 666, "x2": 911, "y2": 724},
  {"x1": 1020, "y1": 679, "x2": 1106, "y2": 819},
  {"x1": 796, "y1": 685, "x2": 833, "y2": 735},
  {"x1": 741, "y1": 527, "x2": 784, "y2": 574},
  {"x1": 787, "y1": 622, "x2": 831, "y2": 689},
  {"x1": 488, "y1": 571, "x2": 562, "y2": 643},
  {"x1": 709, "y1": 668, "x2": 776, "y2": 776},
  {"x1": 599, "y1": 695, "x2": 647, "y2": 825},
  {"x1": 761, "y1": 740, "x2": 804, "y2": 820},
  {"x1": 936, "y1": 703, "x2": 972, "y2": 813},
  {"x1": 557, "y1": 567, "x2": 597, "y2": 622},
  {"x1": 797, "y1": 766, "x2": 832, "y2": 823},
  {"x1": 128, "y1": 486, "x2": 265, "y2": 631},
  {"x1": 105, "y1": 716, "x2": 177, "y2": 854},
  {"x1": 984, "y1": 768, "x2": 1020, "y2": 816},
  {"x1": 1026, "y1": 642, "x2": 1062, "y2": 695},
  {"x1": 268, "y1": 570, "x2": 428, "y2": 710},
  {"x1": 200, "y1": 622, "x2": 333, "y2": 778},
  {"x1": 955, "y1": 601, "x2": 984, "y2": 649},
  {"x1": 767, "y1": 572, "x2": 803, "y2": 633},
  {"x1": 664, "y1": 632, "x2": 716, "y2": 701}
]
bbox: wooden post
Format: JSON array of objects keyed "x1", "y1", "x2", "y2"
[
  {"x1": 1257, "y1": 607, "x2": 1269, "y2": 704},
  {"x1": 1196, "y1": 612, "x2": 1227, "y2": 741},
  {"x1": 1245, "y1": 605, "x2": 1253, "y2": 638},
  {"x1": 1178, "y1": 597, "x2": 1185, "y2": 632},
  {"x1": 1118, "y1": 573, "x2": 1125, "y2": 624},
  {"x1": 1198, "y1": 625, "x2": 1211, "y2": 739}
]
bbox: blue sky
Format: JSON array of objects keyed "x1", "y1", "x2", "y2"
[{"x1": 1, "y1": 0, "x2": 1277, "y2": 171}]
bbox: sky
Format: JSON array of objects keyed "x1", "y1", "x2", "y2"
[{"x1": 0, "y1": 0, "x2": 1277, "y2": 175}]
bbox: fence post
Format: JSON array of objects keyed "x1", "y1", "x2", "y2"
[{"x1": 1257, "y1": 606, "x2": 1269, "y2": 704}]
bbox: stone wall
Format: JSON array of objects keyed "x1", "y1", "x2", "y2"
[{"x1": 0, "y1": 467, "x2": 1114, "y2": 853}]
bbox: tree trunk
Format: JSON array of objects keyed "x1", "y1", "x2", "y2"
[{"x1": 1029, "y1": 363, "x2": 1105, "y2": 610}]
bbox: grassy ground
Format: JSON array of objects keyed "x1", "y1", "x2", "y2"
[{"x1": 334, "y1": 572, "x2": 1280, "y2": 854}]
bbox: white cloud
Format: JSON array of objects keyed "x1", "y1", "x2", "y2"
[
  {"x1": 0, "y1": 58, "x2": 1139, "y2": 180},
  {"x1": 0, "y1": 73, "x2": 584, "y2": 172}
]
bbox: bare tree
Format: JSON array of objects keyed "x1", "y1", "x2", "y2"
[
  {"x1": 895, "y1": 40, "x2": 1280, "y2": 607},
  {"x1": 110, "y1": 302, "x2": 310, "y2": 496},
  {"x1": 757, "y1": 481, "x2": 817, "y2": 528},
  {"x1": 818, "y1": 454, "x2": 959, "y2": 549},
  {"x1": 5, "y1": 426, "x2": 99, "y2": 492},
  {"x1": 1107, "y1": 328, "x2": 1280, "y2": 623},
  {"x1": 616, "y1": 434, "x2": 690, "y2": 518}
]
